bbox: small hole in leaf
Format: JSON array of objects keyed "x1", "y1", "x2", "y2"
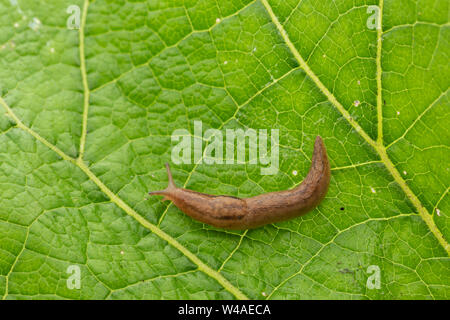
[{"x1": 340, "y1": 207, "x2": 345, "y2": 211}]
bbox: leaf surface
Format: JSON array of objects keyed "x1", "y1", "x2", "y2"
[{"x1": 0, "y1": 0, "x2": 448, "y2": 299}]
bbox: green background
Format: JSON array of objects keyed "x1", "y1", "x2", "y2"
[{"x1": 0, "y1": 0, "x2": 448, "y2": 299}]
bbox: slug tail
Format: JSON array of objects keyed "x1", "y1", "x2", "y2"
[{"x1": 148, "y1": 163, "x2": 178, "y2": 201}]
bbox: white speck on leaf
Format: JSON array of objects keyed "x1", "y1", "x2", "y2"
[
  {"x1": 28, "y1": 17, "x2": 41, "y2": 31},
  {"x1": 224, "y1": 60, "x2": 228, "y2": 65},
  {"x1": 370, "y1": 187, "x2": 376, "y2": 193},
  {"x1": 292, "y1": 170, "x2": 298, "y2": 176},
  {"x1": 403, "y1": 171, "x2": 407, "y2": 175},
  {"x1": 14, "y1": 22, "x2": 19, "y2": 28},
  {"x1": 436, "y1": 209, "x2": 440, "y2": 216},
  {"x1": 262, "y1": 292, "x2": 267, "y2": 297},
  {"x1": 354, "y1": 100, "x2": 360, "y2": 107},
  {"x1": 120, "y1": 250, "x2": 124, "y2": 255},
  {"x1": 357, "y1": 80, "x2": 361, "y2": 85},
  {"x1": 50, "y1": 47, "x2": 55, "y2": 53}
]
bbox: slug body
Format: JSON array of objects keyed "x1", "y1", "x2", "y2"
[{"x1": 149, "y1": 136, "x2": 330, "y2": 230}]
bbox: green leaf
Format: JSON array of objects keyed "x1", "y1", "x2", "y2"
[{"x1": 0, "y1": 0, "x2": 448, "y2": 300}]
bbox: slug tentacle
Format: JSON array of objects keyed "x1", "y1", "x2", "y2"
[
  {"x1": 148, "y1": 163, "x2": 178, "y2": 201},
  {"x1": 148, "y1": 136, "x2": 331, "y2": 230}
]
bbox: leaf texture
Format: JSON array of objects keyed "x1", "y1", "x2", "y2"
[{"x1": 0, "y1": 0, "x2": 449, "y2": 299}]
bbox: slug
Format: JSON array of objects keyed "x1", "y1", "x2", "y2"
[{"x1": 149, "y1": 136, "x2": 330, "y2": 230}]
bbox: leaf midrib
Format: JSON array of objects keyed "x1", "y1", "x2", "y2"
[
  {"x1": 78, "y1": 0, "x2": 90, "y2": 160},
  {"x1": 0, "y1": 96, "x2": 248, "y2": 300},
  {"x1": 260, "y1": 0, "x2": 449, "y2": 255}
]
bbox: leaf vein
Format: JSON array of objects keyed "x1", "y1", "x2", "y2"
[
  {"x1": 260, "y1": 0, "x2": 449, "y2": 255},
  {"x1": 0, "y1": 97, "x2": 248, "y2": 300}
]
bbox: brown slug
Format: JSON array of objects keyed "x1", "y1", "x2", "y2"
[{"x1": 148, "y1": 136, "x2": 331, "y2": 230}]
